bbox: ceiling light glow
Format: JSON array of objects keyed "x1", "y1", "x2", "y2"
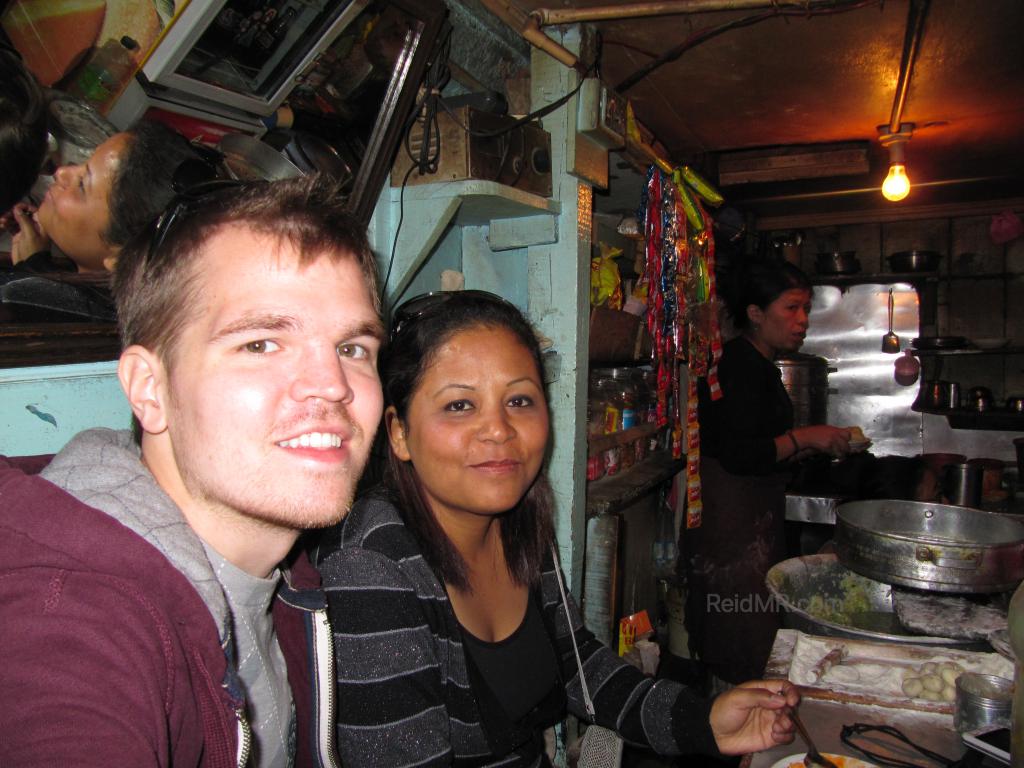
[
  {"x1": 882, "y1": 163, "x2": 910, "y2": 201},
  {"x1": 877, "y1": 123, "x2": 914, "y2": 203}
]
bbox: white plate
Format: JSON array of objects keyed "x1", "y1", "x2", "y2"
[{"x1": 770, "y1": 753, "x2": 879, "y2": 768}]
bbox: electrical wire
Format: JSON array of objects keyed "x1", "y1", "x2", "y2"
[
  {"x1": 381, "y1": 31, "x2": 598, "y2": 307},
  {"x1": 615, "y1": 0, "x2": 882, "y2": 93},
  {"x1": 438, "y1": 55, "x2": 598, "y2": 139},
  {"x1": 380, "y1": 25, "x2": 453, "y2": 309},
  {"x1": 380, "y1": 160, "x2": 419, "y2": 318}
]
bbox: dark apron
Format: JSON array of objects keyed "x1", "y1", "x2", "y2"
[{"x1": 682, "y1": 455, "x2": 788, "y2": 684}]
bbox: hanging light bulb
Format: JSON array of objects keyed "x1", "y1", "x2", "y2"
[
  {"x1": 878, "y1": 124, "x2": 914, "y2": 202},
  {"x1": 882, "y1": 162, "x2": 910, "y2": 201}
]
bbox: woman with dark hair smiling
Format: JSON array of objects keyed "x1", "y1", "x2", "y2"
[{"x1": 318, "y1": 290, "x2": 799, "y2": 767}]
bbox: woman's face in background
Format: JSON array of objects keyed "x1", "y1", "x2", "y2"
[
  {"x1": 387, "y1": 324, "x2": 549, "y2": 525},
  {"x1": 35, "y1": 132, "x2": 127, "y2": 272},
  {"x1": 748, "y1": 287, "x2": 812, "y2": 356}
]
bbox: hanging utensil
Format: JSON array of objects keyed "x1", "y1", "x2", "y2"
[{"x1": 882, "y1": 288, "x2": 900, "y2": 353}]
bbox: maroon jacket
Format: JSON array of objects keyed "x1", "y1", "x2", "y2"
[{"x1": 0, "y1": 430, "x2": 338, "y2": 767}]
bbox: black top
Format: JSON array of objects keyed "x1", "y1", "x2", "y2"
[
  {"x1": 12, "y1": 251, "x2": 75, "y2": 273},
  {"x1": 698, "y1": 335, "x2": 794, "y2": 476},
  {"x1": 460, "y1": 593, "x2": 560, "y2": 724},
  {"x1": 318, "y1": 491, "x2": 721, "y2": 767}
]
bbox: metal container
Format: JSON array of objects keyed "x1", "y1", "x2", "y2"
[
  {"x1": 942, "y1": 460, "x2": 984, "y2": 508},
  {"x1": 775, "y1": 353, "x2": 831, "y2": 427},
  {"x1": 765, "y1": 554, "x2": 979, "y2": 648},
  {"x1": 218, "y1": 133, "x2": 303, "y2": 182},
  {"x1": 835, "y1": 499, "x2": 1024, "y2": 593},
  {"x1": 815, "y1": 251, "x2": 860, "y2": 275},
  {"x1": 913, "y1": 379, "x2": 954, "y2": 410},
  {"x1": 889, "y1": 250, "x2": 942, "y2": 272},
  {"x1": 954, "y1": 673, "x2": 1013, "y2": 732}
]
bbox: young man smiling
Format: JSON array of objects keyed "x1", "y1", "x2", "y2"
[{"x1": 0, "y1": 175, "x2": 385, "y2": 767}]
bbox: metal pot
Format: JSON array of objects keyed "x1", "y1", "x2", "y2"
[
  {"x1": 265, "y1": 129, "x2": 356, "y2": 189},
  {"x1": 815, "y1": 251, "x2": 860, "y2": 275},
  {"x1": 889, "y1": 250, "x2": 942, "y2": 272},
  {"x1": 835, "y1": 499, "x2": 1024, "y2": 593},
  {"x1": 218, "y1": 133, "x2": 303, "y2": 182},
  {"x1": 775, "y1": 353, "x2": 831, "y2": 427},
  {"x1": 967, "y1": 386, "x2": 994, "y2": 412},
  {"x1": 765, "y1": 554, "x2": 981, "y2": 648}
]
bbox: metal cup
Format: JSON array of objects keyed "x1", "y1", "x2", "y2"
[
  {"x1": 946, "y1": 381, "x2": 961, "y2": 409},
  {"x1": 942, "y1": 460, "x2": 984, "y2": 507},
  {"x1": 954, "y1": 673, "x2": 1013, "y2": 732}
]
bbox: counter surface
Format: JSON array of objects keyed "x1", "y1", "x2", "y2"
[
  {"x1": 748, "y1": 696, "x2": 965, "y2": 768},
  {"x1": 750, "y1": 629, "x2": 968, "y2": 768}
]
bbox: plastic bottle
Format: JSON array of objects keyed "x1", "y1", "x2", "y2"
[
  {"x1": 1009, "y1": 581, "x2": 1024, "y2": 763},
  {"x1": 72, "y1": 36, "x2": 139, "y2": 108}
]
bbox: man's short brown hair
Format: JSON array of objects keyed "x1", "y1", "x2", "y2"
[{"x1": 113, "y1": 174, "x2": 380, "y2": 363}]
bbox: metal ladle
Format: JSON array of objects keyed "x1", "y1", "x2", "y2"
[{"x1": 882, "y1": 288, "x2": 900, "y2": 353}]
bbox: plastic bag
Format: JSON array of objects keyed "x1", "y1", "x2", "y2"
[{"x1": 590, "y1": 243, "x2": 623, "y2": 309}]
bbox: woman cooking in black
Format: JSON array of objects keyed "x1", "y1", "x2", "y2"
[{"x1": 683, "y1": 259, "x2": 852, "y2": 689}]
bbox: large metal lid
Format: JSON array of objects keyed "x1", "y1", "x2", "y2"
[{"x1": 835, "y1": 499, "x2": 1024, "y2": 593}]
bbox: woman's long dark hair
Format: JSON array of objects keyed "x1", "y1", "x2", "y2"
[{"x1": 382, "y1": 292, "x2": 555, "y2": 592}]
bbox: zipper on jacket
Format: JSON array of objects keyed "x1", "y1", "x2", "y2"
[
  {"x1": 235, "y1": 707, "x2": 252, "y2": 768},
  {"x1": 312, "y1": 607, "x2": 340, "y2": 767}
]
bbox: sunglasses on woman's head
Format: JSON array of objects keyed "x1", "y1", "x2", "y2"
[{"x1": 389, "y1": 290, "x2": 516, "y2": 340}]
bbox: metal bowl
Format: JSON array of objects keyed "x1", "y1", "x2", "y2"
[
  {"x1": 889, "y1": 250, "x2": 941, "y2": 272},
  {"x1": 765, "y1": 553, "x2": 980, "y2": 647},
  {"x1": 218, "y1": 133, "x2": 303, "y2": 182},
  {"x1": 815, "y1": 251, "x2": 860, "y2": 275}
]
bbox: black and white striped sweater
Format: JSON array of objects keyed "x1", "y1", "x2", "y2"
[{"x1": 317, "y1": 493, "x2": 719, "y2": 767}]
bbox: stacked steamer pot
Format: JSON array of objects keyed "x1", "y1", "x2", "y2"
[
  {"x1": 833, "y1": 499, "x2": 1024, "y2": 647},
  {"x1": 767, "y1": 500, "x2": 1024, "y2": 650},
  {"x1": 775, "y1": 353, "x2": 831, "y2": 428}
]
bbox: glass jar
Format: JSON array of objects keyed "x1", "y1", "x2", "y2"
[
  {"x1": 603, "y1": 367, "x2": 638, "y2": 432},
  {"x1": 588, "y1": 371, "x2": 616, "y2": 435},
  {"x1": 590, "y1": 368, "x2": 624, "y2": 433}
]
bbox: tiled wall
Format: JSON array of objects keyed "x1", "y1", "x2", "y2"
[{"x1": 775, "y1": 213, "x2": 1024, "y2": 461}]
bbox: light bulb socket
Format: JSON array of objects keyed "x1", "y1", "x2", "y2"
[
  {"x1": 877, "y1": 122, "x2": 915, "y2": 145},
  {"x1": 887, "y1": 140, "x2": 906, "y2": 165}
]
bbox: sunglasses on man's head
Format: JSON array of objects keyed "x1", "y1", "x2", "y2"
[
  {"x1": 147, "y1": 177, "x2": 248, "y2": 267},
  {"x1": 389, "y1": 290, "x2": 516, "y2": 340}
]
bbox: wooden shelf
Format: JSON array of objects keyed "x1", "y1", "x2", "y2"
[
  {"x1": 587, "y1": 423, "x2": 660, "y2": 456},
  {"x1": 810, "y1": 271, "x2": 937, "y2": 287},
  {"x1": 393, "y1": 178, "x2": 560, "y2": 226},
  {"x1": 911, "y1": 345, "x2": 1023, "y2": 357},
  {"x1": 912, "y1": 404, "x2": 1024, "y2": 431},
  {"x1": 0, "y1": 323, "x2": 119, "y2": 369},
  {"x1": 586, "y1": 451, "x2": 683, "y2": 517}
]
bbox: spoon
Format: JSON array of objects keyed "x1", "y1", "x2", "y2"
[
  {"x1": 790, "y1": 707, "x2": 840, "y2": 768},
  {"x1": 882, "y1": 288, "x2": 900, "y2": 353}
]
